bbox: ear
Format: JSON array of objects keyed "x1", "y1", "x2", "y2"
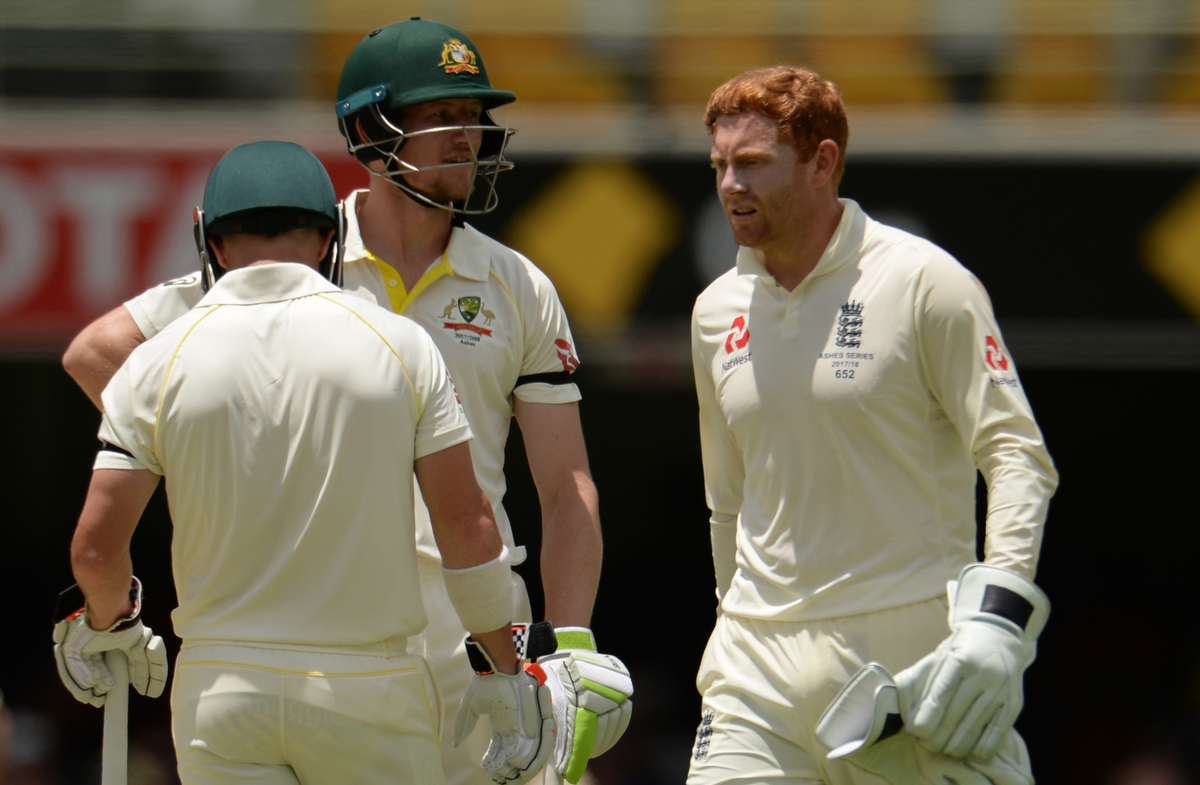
[
  {"x1": 209, "y1": 236, "x2": 231, "y2": 270},
  {"x1": 317, "y1": 228, "x2": 335, "y2": 261},
  {"x1": 811, "y1": 139, "x2": 841, "y2": 190}
]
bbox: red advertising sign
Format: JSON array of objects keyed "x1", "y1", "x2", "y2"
[{"x1": 0, "y1": 151, "x2": 368, "y2": 350}]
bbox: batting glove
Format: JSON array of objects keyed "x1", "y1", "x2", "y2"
[
  {"x1": 52, "y1": 578, "x2": 169, "y2": 708},
  {"x1": 537, "y1": 627, "x2": 634, "y2": 784},
  {"x1": 453, "y1": 636, "x2": 554, "y2": 785},
  {"x1": 901, "y1": 563, "x2": 1049, "y2": 761}
]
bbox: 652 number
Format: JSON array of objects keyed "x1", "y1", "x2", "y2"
[{"x1": 835, "y1": 369, "x2": 855, "y2": 379}]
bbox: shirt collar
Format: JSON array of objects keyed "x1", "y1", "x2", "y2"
[
  {"x1": 342, "y1": 188, "x2": 490, "y2": 282},
  {"x1": 343, "y1": 189, "x2": 368, "y2": 263},
  {"x1": 197, "y1": 263, "x2": 340, "y2": 306},
  {"x1": 733, "y1": 198, "x2": 867, "y2": 282}
]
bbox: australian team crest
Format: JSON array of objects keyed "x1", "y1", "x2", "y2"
[
  {"x1": 836, "y1": 300, "x2": 864, "y2": 348},
  {"x1": 439, "y1": 39, "x2": 479, "y2": 74},
  {"x1": 441, "y1": 294, "x2": 495, "y2": 343},
  {"x1": 456, "y1": 296, "x2": 481, "y2": 323}
]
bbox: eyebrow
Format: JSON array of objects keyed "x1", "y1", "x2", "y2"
[{"x1": 710, "y1": 148, "x2": 775, "y2": 164}]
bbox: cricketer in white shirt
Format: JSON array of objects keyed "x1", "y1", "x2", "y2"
[
  {"x1": 94, "y1": 260, "x2": 489, "y2": 784},
  {"x1": 115, "y1": 190, "x2": 590, "y2": 782},
  {"x1": 689, "y1": 65, "x2": 1057, "y2": 785}
]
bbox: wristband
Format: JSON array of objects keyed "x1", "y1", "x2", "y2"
[{"x1": 443, "y1": 547, "x2": 514, "y2": 634}]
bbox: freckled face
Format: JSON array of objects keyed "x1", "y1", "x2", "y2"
[{"x1": 710, "y1": 112, "x2": 815, "y2": 251}]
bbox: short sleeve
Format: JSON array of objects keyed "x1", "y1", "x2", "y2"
[
  {"x1": 513, "y1": 261, "x2": 582, "y2": 405},
  {"x1": 915, "y1": 253, "x2": 1058, "y2": 577},
  {"x1": 124, "y1": 272, "x2": 204, "y2": 339},
  {"x1": 410, "y1": 330, "x2": 474, "y2": 460},
  {"x1": 95, "y1": 353, "x2": 164, "y2": 474}
]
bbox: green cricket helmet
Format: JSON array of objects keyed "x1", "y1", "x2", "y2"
[
  {"x1": 335, "y1": 18, "x2": 516, "y2": 215},
  {"x1": 193, "y1": 140, "x2": 346, "y2": 291}
]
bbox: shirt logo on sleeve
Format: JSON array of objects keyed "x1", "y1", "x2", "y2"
[
  {"x1": 724, "y1": 316, "x2": 750, "y2": 354},
  {"x1": 985, "y1": 335, "x2": 1009, "y2": 371},
  {"x1": 555, "y1": 339, "x2": 579, "y2": 371},
  {"x1": 835, "y1": 301, "x2": 864, "y2": 348}
]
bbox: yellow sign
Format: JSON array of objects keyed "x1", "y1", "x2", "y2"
[
  {"x1": 1144, "y1": 175, "x2": 1200, "y2": 321},
  {"x1": 507, "y1": 161, "x2": 680, "y2": 328}
]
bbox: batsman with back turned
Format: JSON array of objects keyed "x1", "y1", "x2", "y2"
[{"x1": 689, "y1": 66, "x2": 1058, "y2": 785}]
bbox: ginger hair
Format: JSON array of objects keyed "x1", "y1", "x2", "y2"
[{"x1": 704, "y1": 66, "x2": 849, "y2": 187}]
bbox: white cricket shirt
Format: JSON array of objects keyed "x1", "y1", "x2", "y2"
[
  {"x1": 124, "y1": 189, "x2": 581, "y2": 564},
  {"x1": 99, "y1": 263, "x2": 472, "y2": 644},
  {"x1": 692, "y1": 199, "x2": 1058, "y2": 623}
]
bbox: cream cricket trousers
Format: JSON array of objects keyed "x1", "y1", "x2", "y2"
[
  {"x1": 172, "y1": 636, "x2": 442, "y2": 785},
  {"x1": 409, "y1": 556, "x2": 535, "y2": 785},
  {"x1": 686, "y1": 598, "x2": 1035, "y2": 785}
]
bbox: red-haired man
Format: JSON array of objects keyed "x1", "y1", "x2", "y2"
[{"x1": 689, "y1": 65, "x2": 1057, "y2": 785}]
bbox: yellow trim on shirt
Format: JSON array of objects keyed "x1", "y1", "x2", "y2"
[
  {"x1": 367, "y1": 248, "x2": 453, "y2": 315},
  {"x1": 153, "y1": 305, "x2": 223, "y2": 462},
  {"x1": 315, "y1": 293, "x2": 423, "y2": 420}
]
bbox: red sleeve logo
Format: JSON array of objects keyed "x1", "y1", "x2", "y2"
[
  {"x1": 985, "y1": 336, "x2": 1009, "y2": 371},
  {"x1": 725, "y1": 316, "x2": 750, "y2": 354},
  {"x1": 555, "y1": 338, "x2": 579, "y2": 371}
]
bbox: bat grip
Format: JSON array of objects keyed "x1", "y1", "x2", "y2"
[{"x1": 102, "y1": 650, "x2": 130, "y2": 785}]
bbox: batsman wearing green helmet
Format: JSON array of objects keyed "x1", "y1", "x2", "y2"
[
  {"x1": 62, "y1": 19, "x2": 632, "y2": 785},
  {"x1": 57, "y1": 140, "x2": 547, "y2": 785}
]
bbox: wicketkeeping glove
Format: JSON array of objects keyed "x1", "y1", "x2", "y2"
[
  {"x1": 814, "y1": 662, "x2": 1033, "y2": 785},
  {"x1": 537, "y1": 627, "x2": 634, "y2": 784},
  {"x1": 453, "y1": 635, "x2": 555, "y2": 785},
  {"x1": 901, "y1": 563, "x2": 1049, "y2": 761},
  {"x1": 51, "y1": 578, "x2": 168, "y2": 708}
]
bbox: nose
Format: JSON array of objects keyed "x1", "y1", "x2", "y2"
[{"x1": 718, "y1": 165, "x2": 746, "y2": 196}]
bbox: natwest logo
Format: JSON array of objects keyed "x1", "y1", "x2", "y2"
[
  {"x1": 725, "y1": 315, "x2": 750, "y2": 354},
  {"x1": 985, "y1": 336, "x2": 1009, "y2": 371},
  {"x1": 555, "y1": 338, "x2": 579, "y2": 371}
]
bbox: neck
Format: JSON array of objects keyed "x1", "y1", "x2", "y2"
[
  {"x1": 356, "y1": 175, "x2": 455, "y2": 289},
  {"x1": 762, "y1": 197, "x2": 844, "y2": 292}
]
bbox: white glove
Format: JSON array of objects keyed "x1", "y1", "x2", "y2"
[
  {"x1": 51, "y1": 578, "x2": 169, "y2": 708},
  {"x1": 537, "y1": 627, "x2": 633, "y2": 784},
  {"x1": 815, "y1": 662, "x2": 1033, "y2": 785},
  {"x1": 901, "y1": 563, "x2": 1050, "y2": 761},
  {"x1": 453, "y1": 636, "x2": 554, "y2": 785}
]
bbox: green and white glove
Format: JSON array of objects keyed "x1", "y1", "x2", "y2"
[{"x1": 537, "y1": 627, "x2": 634, "y2": 784}]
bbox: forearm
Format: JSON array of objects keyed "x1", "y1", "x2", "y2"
[
  {"x1": 710, "y1": 513, "x2": 737, "y2": 601},
  {"x1": 71, "y1": 544, "x2": 134, "y2": 630},
  {"x1": 70, "y1": 468, "x2": 158, "y2": 629},
  {"x1": 62, "y1": 306, "x2": 145, "y2": 410},
  {"x1": 539, "y1": 472, "x2": 602, "y2": 627},
  {"x1": 980, "y1": 464, "x2": 1056, "y2": 580}
]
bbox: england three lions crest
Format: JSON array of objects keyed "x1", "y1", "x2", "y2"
[{"x1": 836, "y1": 300, "x2": 864, "y2": 348}]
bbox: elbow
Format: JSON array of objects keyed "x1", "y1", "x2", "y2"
[
  {"x1": 542, "y1": 471, "x2": 599, "y2": 520},
  {"x1": 61, "y1": 335, "x2": 92, "y2": 385}
]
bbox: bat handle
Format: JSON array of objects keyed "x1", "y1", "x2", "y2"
[{"x1": 102, "y1": 650, "x2": 130, "y2": 785}]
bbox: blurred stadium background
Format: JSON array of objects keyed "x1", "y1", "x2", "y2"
[{"x1": 2, "y1": 0, "x2": 1200, "y2": 783}]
